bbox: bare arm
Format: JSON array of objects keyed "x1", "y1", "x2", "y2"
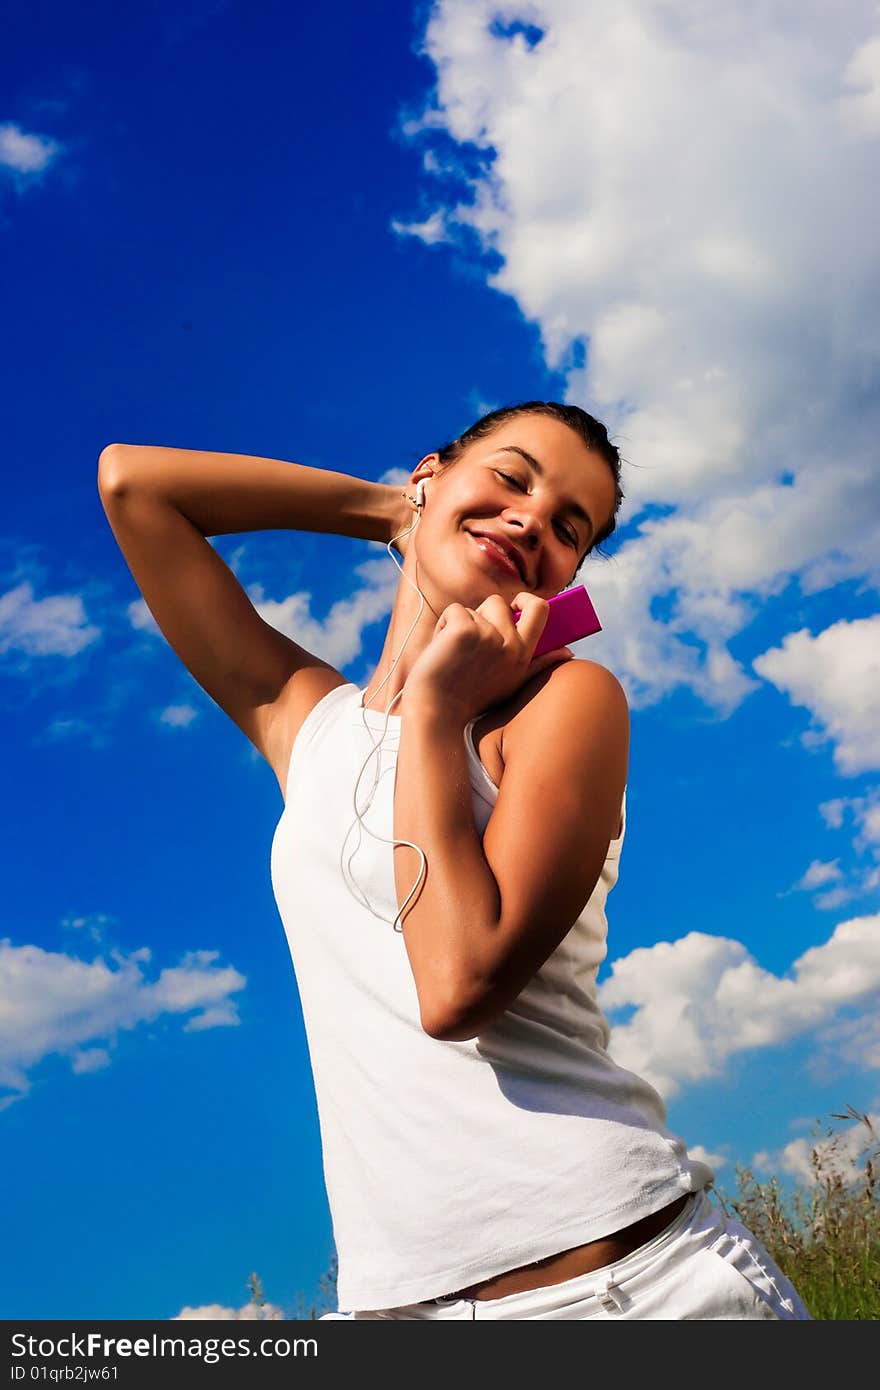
[
  {"x1": 97, "y1": 444, "x2": 410, "y2": 769},
  {"x1": 97, "y1": 443, "x2": 404, "y2": 543},
  {"x1": 393, "y1": 660, "x2": 629, "y2": 1040}
]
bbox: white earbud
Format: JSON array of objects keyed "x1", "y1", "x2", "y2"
[{"x1": 415, "y1": 479, "x2": 427, "y2": 510}]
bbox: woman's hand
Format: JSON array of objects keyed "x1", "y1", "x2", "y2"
[{"x1": 402, "y1": 592, "x2": 574, "y2": 725}]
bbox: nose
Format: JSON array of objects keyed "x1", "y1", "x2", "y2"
[{"x1": 503, "y1": 501, "x2": 546, "y2": 553}]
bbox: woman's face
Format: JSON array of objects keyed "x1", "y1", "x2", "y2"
[{"x1": 410, "y1": 414, "x2": 617, "y2": 603}]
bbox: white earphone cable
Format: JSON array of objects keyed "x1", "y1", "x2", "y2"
[{"x1": 339, "y1": 481, "x2": 431, "y2": 932}]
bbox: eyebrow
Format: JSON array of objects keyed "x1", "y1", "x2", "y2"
[{"x1": 496, "y1": 445, "x2": 595, "y2": 543}]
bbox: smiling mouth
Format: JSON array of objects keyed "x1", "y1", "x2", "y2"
[{"x1": 467, "y1": 531, "x2": 526, "y2": 583}]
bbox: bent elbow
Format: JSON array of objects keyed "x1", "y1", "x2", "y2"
[
  {"x1": 420, "y1": 1003, "x2": 460, "y2": 1042},
  {"x1": 418, "y1": 985, "x2": 470, "y2": 1042},
  {"x1": 97, "y1": 444, "x2": 129, "y2": 496},
  {"x1": 419, "y1": 983, "x2": 496, "y2": 1043},
  {"x1": 98, "y1": 443, "x2": 148, "y2": 497},
  {"x1": 421, "y1": 1012, "x2": 471, "y2": 1043}
]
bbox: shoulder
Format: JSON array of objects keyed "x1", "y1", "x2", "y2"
[
  {"x1": 556, "y1": 656, "x2": 629, "y2": 706},
  {"x1": 502, "y1": 658, "x2": 629, "y2": 761}
]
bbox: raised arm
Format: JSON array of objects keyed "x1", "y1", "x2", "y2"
[{"x1": 97, "y1": 443, "x2": 406, "y2": 779}]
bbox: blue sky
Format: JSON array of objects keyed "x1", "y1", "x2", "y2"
[{"x1": 2, "y1": 0, "x2": 879, "y2": 1320}]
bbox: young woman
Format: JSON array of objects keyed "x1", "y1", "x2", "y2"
[{"x1": 98, "y1": 401, "x2": 811, "y2": 1320}]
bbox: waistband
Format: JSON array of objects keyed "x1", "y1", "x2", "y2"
[{"x1": 433, "y1": 1189, "x2": 715, "y2": 1315}]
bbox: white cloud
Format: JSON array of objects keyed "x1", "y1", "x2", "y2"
[
  {"x1": 395, "y1": 1, "x2": 880, "y2": 718},
  {"x1": 811, "y1": 789, "x2": 878, "y2": 895},
  {"x1": 752, "y1": 616, "x2": 880, "y2": 775},
  {"x1": 60, "y1": 912, "x2": 117, "y2": 945},
  {"x1": 752, "y1": 1111, "x2": 879, "y2": 1185},
  {"x1": 0, "y1": 581, "x2": 100, "y2": 657},
  {"x1": 246, "y1": 556, "x2": 400, "y2": 670},
  {"x1": 128, "y1": 597, "x2": 159, "y2": 632},
  {"x1": 0, "y1": 939, "x2": 246, "y2": 1110},
  {"x1": 70, "y1": 1047, "x2": 111, "y2": 1074},
  {"x1": 781, "y1": 856, "x2": 868, "y2": 913},
  {"x1": 818, "y1": 789, "x2": 880, "y2": 856},
  {"x1": 791, "y1": 860, "x2": 844, "y2": 891},
  {"x1": 173, "y1": 1301, "x2": 285, "y2": 1320},
  {"x1": 159, "y1": 703, "x2": 200, "y2": 728},
  {"x1": 839, "y1": 31, "x2": 880, "y2": 136},
  {"x1": 0, "y1": 122, "x2": 62, "y2": 176},
  {"x1": 812, "y1": 882, "x2": 861, "y2": 912},
  {"x1": 861, "y1": 798, "x2": 880, "y2": 846},
  {"x1": 598, "y1": 915, "x2": 880, "y2": 1098},
  {"x1": 810, "y1": 1009, "x2": 880, "y2": 1076},
  {"x1": 687, "y1": 1143, "x2": 727, "y2": 1171},
  {"x1": 819, "y1": 798, "x2": 848, "y2": 830},
  {"x1": 391, "y1": 210, "x2": 451, "y2": 244},
  {"x1": 128, "y1": 552, "x2": 400, "y2": 676}
]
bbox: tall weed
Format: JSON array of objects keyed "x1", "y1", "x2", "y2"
[{"x1": 714, "y1": 1106, "x2": 879, "y2": 1320}]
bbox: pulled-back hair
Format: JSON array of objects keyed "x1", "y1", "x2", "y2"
[{"x1": 435, "y1": 401, "x2": 625, "y2": 567}]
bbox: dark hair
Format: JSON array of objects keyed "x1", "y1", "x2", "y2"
[{"x1": 435, "y1": 400, "x2": 625, "y2": 570}]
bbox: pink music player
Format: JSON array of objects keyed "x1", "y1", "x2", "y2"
[{"x1": 513, "y1": 584, "x2": 602, "y2": 657}]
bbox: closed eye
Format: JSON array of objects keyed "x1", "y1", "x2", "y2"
[{"x1": 495, "y1": 471, "x2": 579, "y2": 547}]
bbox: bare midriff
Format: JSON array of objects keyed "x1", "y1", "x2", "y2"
[{"x1": 444, "y1": 1194, "x2": 690, "y2": 1301}]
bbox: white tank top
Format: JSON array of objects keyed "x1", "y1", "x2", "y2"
[{"x1": 270, "y1": 681, "x2": 713, "y2": 1311}]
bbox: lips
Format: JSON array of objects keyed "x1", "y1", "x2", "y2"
[{"x1": 468, "y1": 531, "x2": 528, "y2": 584}]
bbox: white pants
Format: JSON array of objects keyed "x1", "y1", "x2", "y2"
[{"x1": 320, "y1": 1191, "x2": 811, "y2": 1320}]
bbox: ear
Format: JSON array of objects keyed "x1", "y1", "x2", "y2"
[{"x1": 409, "y1": 451, "x2": 441, "y2": 492}]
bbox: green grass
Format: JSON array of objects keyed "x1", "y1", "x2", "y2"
[
  {"x1": 713, "y1": 1106, "x2": 879, "y2": 1320},
  {"x1": 244, "y1": 1261, "x2": 338, "y2": 1321}
]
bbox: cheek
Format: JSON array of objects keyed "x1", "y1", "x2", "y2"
[
  {"x1": 417, "y1": 507, "x2": 466, "y2": 568},
  {"x1": 540, "y1": 542, "x2": 580, "y2": 593},
  {"x1": 426, "y1": 493, "x2": 471, "y2": 541}
]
